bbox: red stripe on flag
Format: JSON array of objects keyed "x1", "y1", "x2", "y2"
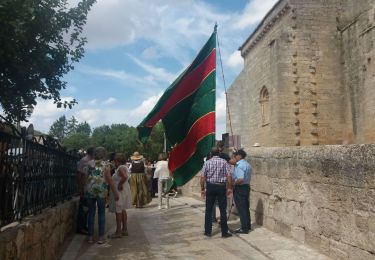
[
  {"x1": 168, "y1": 112, "x2": 215, "y2": 173},
  {"x1": 144, "y1": 50, "x2": 216, "y2": 127}
]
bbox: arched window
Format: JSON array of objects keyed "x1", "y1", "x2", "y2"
[{"x1": 260, "y1": 86, "x2": 270, "y2": 126}]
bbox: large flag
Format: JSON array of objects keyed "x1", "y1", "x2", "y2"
[{"x1": 137, "y1": 26, "x2": 216, "y2": 186}]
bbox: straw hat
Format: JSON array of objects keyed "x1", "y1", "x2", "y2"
[{"x1": 131, "y1": 151, "x2": 143, "y2": 160}]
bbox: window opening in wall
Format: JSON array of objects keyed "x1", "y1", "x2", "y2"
[{"x1": 260, "y1": 86, "x2": 270, "y2": 126}]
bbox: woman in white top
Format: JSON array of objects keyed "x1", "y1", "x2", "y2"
[
  {"x1": 153, "y1": 153, "x2": 171, "y2": 209},
  {"x1": 109, "y1": 153, "x2": 132, "y2": 238}
]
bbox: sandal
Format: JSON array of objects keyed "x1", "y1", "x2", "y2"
[
  {"x1": 97, "y1": 239, "x2": 107, "y2": 244},
  {"x1": 108, "y1": 233, "x2": 122, "y2": 239},
  {"x1": 87, "y1": 237, "x2": 94, "y2": 243}
]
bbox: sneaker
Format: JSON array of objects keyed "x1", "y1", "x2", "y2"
[
  {"x1": 234, "y1": 228, "x2": 249, "y2": 234},
  {"x1": 87, "y1": 237, "x2": 94, "y2": 243},
  {"x1": 204, "y1": 232, "x2": 212, "y2": 237},
  {"x1": 222, "y1": 232, "x2": 232, "y2": 238}
]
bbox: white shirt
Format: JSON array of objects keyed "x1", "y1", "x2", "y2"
[{"x1": 153, "y1": 160, "x2": 170, "y2": 179}]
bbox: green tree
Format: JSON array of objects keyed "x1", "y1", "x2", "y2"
[
  {"x1": 144, "y1": 122, "x2": 165, "y2": 161},
  {"x1": 66, "y1": 116, "x2": 79, "y2": 135},
  {"x1": 76, "y1": 121, "x2": 91, "y2": 136},
  {"x1": 91, "y1": 125, "x2": 111, "y2": 148},
  {"x1": 63, "y1": 133, "x2": 91, "y2": 151},
  {"x1": 0, "y1": 0, "x2": 96, "y2": 123},
  {"x1": 48, "y1": 115, "x2": 67, "y2": 140}
]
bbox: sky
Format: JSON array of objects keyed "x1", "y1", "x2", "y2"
[{"x1": 28, "y1": 0, "x2": 279, "y2": 139}]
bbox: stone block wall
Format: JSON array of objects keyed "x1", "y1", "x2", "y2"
[
  {"x1": 0, "y1": 198, "x2": 79, "y2": 260},
  {"x1": 248, "y1": 145, "x2": 375, "y2": 259},
  {"x1": 340, "y1": 0, "x2": 375, "y2": 143},
  {"x1": 228, "y1": 0, "x2": 375, "y2": 147}
]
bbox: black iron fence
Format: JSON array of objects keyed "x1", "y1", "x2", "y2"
[{"x1": 0, "y1": 125, "x2": 79, "y2": 228}]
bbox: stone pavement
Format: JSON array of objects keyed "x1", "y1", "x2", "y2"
[{"x1": 61, "y1": 196, "x2": 331, "y2": 260}]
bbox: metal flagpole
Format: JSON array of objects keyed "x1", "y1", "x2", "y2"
[{"x1": 216, "y1": 24, "x2": 235, "y2": 223}]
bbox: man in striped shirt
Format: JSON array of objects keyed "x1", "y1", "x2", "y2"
[{"x1": 201, "y1": 147, "x2": 233, "y2": 238}]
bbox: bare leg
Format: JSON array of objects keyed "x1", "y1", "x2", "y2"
[
  {"x1": 158, "y1": 179, "x2": 162, "y2": 209},
  {"x1": 115, "y1": 213, "x2": 122, "y2": 234},
  {"x1": 122, "y1": 210, "x2": 128, "y2": 235}
]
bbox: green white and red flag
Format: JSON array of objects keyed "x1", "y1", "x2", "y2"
[{"x1": 137, "y1": 26, "x2": 216, "y2": 186}]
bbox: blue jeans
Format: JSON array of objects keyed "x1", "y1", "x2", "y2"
[
  {"x1": 204, "y1": 182, "x2": 228, "y2": 235},
  {"x1": 233, "y1": 184, "x2": 251, "y2": 231},
  {"x1": 86, "y1": 197, "x2": 106, "y2": 237},
  {"x1": 77, "y1": 197, "x2": 88, "y2": 233}
]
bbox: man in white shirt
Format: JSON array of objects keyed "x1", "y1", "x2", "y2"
[{"x1": 153, "y1": 153, "x2": 171, "y2": 209}]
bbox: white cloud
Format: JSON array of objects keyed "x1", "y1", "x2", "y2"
[
  {"x1": 233, "y1": 0, "x2": 279, "y2": 30},
  {"x1": 103, "y1": 97, "x2": 117, "y2": 105},
  {"x1": 28, "y1": 97, "x2": 76, "y2": 133},
  {"x1": 141, "y1": 46, "x2": 162, "y2": 60},
  {"x1": 216, "y1": 90, "x2": 227, "y2": 139},
  {"x1": 75, "y1": 109, "x2": 102, "y2": 125},
  {"x1": 130, "y1": 93, "x2": 163, "y2": 119},
  {"x1": 77, "y1": 65, "x2": 160, "y2": 94},
  {"x1": 88, "y1": 99, "x2": 97, "y2": 105},
  {"x1": 227, "y1": 51, "x2": 243, "y2": 69},
  {"x1": 128, "y1": 55, "x2": 176, "y2": 83}
]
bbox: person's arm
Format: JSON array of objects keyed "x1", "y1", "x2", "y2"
[
  {"x1": 200, "y1": 174, "x2": 206, "y2": 198},
  {"x1": 117, "y1": 166, "x2": 128, "y2": 191},
  {"x1": 234, "y1": 164, "x2": 245, "y2": 185},
  {"x1": 104, "y1": 165, "x2": 119, "y2": 201}
]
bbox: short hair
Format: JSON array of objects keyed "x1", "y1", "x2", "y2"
[
  {"x1": 158, "y1": 153, "x2": 168, "y2": 161},
  {"x1": 86, "y1": 147, "x2": 95, "y2": 156},
  {"x1": 94, "y1": 147, "x2": 107, "y2": 160},
  {"x1": 217, "y1": 141, "x2": 224, "y2": 148},
  {"x1": 210, "y1": 147, "x2": 220, "y2": 156},
  {"x1": 234, "y1": 149, "x2": 247, "y2": 159},
  {"x1": 114, "y1": 153, "x2": 126, "y2": 164}
]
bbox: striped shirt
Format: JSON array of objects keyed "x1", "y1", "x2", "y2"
[{"x1": 202, "y1": 156, "x2": 231, "y2": 183}]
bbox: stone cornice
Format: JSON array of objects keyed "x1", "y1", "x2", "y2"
[{"x1": 240, "y1": 1, "x2": 291, "y2": 57}]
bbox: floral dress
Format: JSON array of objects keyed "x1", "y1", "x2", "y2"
[{"x1": 84, "y1": 160, "x2": 109, "y2": 198}]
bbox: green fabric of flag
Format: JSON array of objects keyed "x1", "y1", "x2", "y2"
[{"x1": 137, "y1": 27, "x2": 217, "y2": 186}]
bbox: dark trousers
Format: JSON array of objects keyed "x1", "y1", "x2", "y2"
[
  {"x1": 151, "y1": 178, "x2": 158, "y2": 197},
  {"x1": 233, "y1": 184, "x2": 251, "y2": 231},
  {"x1": 205, "y1": 182, "x2": 228, "y2": 235},
  {"x1": 77, "y1": 197, "x2": 88, "y2": 233}
]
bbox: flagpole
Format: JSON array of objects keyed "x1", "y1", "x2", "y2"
[
  {"x1": 216, "y1": 23, "x2": 235, "y2": 147},
  {"x1": 163, "y1": 132, "x2": 166, "y2": 153}
]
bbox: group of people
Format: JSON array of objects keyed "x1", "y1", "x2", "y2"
[
  {"x1": 76, "y1": 147, "x2": 132, "y2": 243},
  {"x1": 76, "y1": 148, "x2": 173, "y2": 244},
  {"x1": 200, "y1": 142, "x2": 252, "y2": 238}
]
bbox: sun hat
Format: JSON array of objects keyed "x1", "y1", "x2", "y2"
[{"x1": 130, "y1": 151, "x2": 143, "y2": 160}]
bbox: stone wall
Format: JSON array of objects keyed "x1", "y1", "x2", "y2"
[
  {"x1": 340, "y1": 0, "x2": 375, "y2": 143},
  {"x1": 248, "y1": 144, "x2": 375, "y2": 259},
  {"x1": 228, "y1": 0, "x2": 375, "y2": 147},
  {"x1": 0, "y1": 198, "x2": 79, "y2": 260}
]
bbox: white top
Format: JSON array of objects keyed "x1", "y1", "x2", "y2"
[
  {"x1": 109, "y1": 165, "x2": 132, "y2": 212},
  {"x1": 153, "y1": 160, "x2": 170, "y2": 179}
]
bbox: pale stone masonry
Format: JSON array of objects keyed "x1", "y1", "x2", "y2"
[
  {"x1": 0, "y1": 198, "x2": 79, "y2": 259},
  {"x1": 226, "y1": 0, "x2": 375, "y2": 259},
  {"x1": 248, "y1": 145, "x2": 375, "y2": 259},
  {"x1": 227, "y1": 0, "x2": 375, "y2": 147}
]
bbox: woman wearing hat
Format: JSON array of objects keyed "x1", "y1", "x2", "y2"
[{"x1": 129, "y1": 151, "x2": 151, "y2": 208}]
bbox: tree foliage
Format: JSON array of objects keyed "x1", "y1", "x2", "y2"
[
  {"x1": 48, "y1": 115, "x2": 67, "y2": 140},
  {"x1": 46, "y1": 116, "x2": 165, "y2": 161},
  {"x1": 0, "y1": 0, "x2": 96, "y2": 123}
]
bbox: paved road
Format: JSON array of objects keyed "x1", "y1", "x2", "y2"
[{"x1": 62, "y1": 196, "x2": 330, "y2": 260}]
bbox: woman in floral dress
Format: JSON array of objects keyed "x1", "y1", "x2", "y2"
[
  {"x1": 108, "y1": 153, "x2": 132, "y2": 238},
  {"x1": 84, "y1": 147, "x2": 118, "y2": 244}
]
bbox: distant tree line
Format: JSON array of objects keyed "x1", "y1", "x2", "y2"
[{"x1": 48, "y1": 115, "x2": 165, "y2": 162}]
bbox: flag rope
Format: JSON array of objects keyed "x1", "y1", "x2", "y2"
[{"x1": 216, "y1": 24, "x2": 235, "y2": 144}]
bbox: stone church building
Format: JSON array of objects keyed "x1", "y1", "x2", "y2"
[{"x1": 228, "y1": 0, "x2": 375, "y2": 147}]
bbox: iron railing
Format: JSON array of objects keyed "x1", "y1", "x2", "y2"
[{"x1": 0, "y1": 124, "x2": 79, "y2": 228}]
